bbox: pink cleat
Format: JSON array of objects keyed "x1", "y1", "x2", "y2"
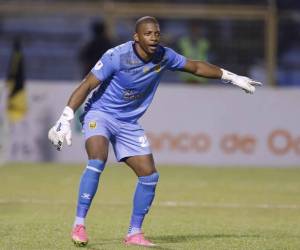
[
  {"x1": 71, "y1": 224, "x2": 88, "y2": 247},
  {"x1": 124, "y1": 232, "x2": 156, "y2": 247}
]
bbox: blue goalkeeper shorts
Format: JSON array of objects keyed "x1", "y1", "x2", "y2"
[{"x1": 82, "y1": 110, "x2": 152, "y2": 161}]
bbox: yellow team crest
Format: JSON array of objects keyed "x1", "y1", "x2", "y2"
[
  {"x1": 89, "y1": 121, "x2": 97, "y2": 129},
  {"x1": 154, "y1": 64, "x2": 161, "y2": 73},
  {"x1": 143, "y1": 65, "x2": 161, "y2": 74}
]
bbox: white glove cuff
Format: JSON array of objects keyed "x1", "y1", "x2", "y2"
[
  {"x1": 221, "y1": 69, "x2": 237, "y2": 83},
  {"x1": 60, "y1": 106, "x2": 74, "y2": 121}
]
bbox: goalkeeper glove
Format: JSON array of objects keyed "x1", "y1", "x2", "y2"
[
  {"x1": 221, "y1": 69, "x2": 262, "y2": 94},
  {"x1": 48, "y1": 106, "x2": 74, "y2": 151}
]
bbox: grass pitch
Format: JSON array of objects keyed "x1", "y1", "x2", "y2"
[{"x1": 1, "y1": 163, "x2": 300, "y2": 250}]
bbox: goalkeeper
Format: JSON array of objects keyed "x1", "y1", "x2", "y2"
[{"x1": 48, "y1": 16, "x2": 261, "y2": 247}]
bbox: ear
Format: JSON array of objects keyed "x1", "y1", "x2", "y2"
[{"x1": 133, "y1": 33, "x2": 139, "y2": 42}]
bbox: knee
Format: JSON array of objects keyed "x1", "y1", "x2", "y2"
[
  {"x1": 137, "y1": 166, "x2": 157, "y2": 177},
  {"x1": 88, "y1": 153, "x2": 108, "y2": 163}
]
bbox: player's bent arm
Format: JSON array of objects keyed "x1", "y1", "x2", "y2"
[
  {"x1": 48, "y1": 73, "x2": 101, "y2": 150},
  {"x1": 67, "y1": 72, "x2": 101, "y2": 112}
]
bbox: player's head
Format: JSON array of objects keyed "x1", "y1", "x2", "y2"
[{"x1": 134, "y1": 16, "x2": 160, "y2": 55}]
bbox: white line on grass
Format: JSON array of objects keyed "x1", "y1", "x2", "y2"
[
  {"x1": 1, "y1": 198, "x2": 300, "y2": 209},
  {"x1": 160, "y1": 201, "x2": 300, "y2": 209}
]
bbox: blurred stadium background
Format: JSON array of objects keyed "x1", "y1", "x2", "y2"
[
  {"x1": 0, "y1": 0, "x2": 299, "y2": 85},
  {"x1": 0, "y1": 1, "x2": 300, "y2": 249}
]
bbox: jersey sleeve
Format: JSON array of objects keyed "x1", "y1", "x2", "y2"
[
  {"x1": 165, "y1": 47, "x2": 187, "y2": 71},
  {"x1": 91, "y1": 48, "x2": 119, "y2": 81}
]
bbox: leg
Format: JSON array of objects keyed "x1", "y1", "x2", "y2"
[
  {"x1": 125, "y1": 153, "x2": 157, "y2": 176},
  {"x1": 72, "y1": 135, "x2": 109, "y2": 246},
  {"x1": 124, "y1": 154, "x2": 159, "y2": 246},
  {"x1": 76, "y1": 135, "x2": 109, "y2": 219},
  {"x1": 112, "y1": 121, "x2": 157, "y2": 245}
]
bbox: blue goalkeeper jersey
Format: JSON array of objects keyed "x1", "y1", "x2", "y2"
[{"x1": 86, "y1": 41, "x2": 186, "y2": 123}]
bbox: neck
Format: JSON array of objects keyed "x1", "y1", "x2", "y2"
[{"x1": 134, "y1": 42, "x2": 152, "y2": 62}]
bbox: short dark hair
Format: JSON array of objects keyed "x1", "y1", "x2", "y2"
[{"x1": 135, "y1": 16, "x2": 159, "y2": 33}]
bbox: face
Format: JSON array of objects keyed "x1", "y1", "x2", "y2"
[{"x1": 134, "y1": 22, "x2": 161, "y2": 56}]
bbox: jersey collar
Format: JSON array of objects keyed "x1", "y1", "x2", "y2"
[
  {"x1": 132, "y1": 42, "x2": 165, "y2": 65},
  {"x1": 132, "y1": 42, "x2": 152, "y2": 64}
]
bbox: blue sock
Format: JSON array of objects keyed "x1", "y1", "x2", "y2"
[
  {"x1": 128, "y1": 172, "x2": 159, "y2": 235},
  {"x1": 76, "y1": 159, "x2": 105, "y2": 220}
]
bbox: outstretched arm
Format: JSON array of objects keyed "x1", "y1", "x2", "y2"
[
  {"x1": 182, "y1": 59, "x2": 222, "y2": 79},
  {"x1": 48, "y1": 73, "x2": 101, "y2": 151},
  {"x1": 182, "y1": 59, "x2": 262, "y2": 94}
]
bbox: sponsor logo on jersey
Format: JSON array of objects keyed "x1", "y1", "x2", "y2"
[
  {"x1": 127, "y1": 59, "x2": 140, "y2": 65},
  {"x1": 123, "y1": 89, "x2": 145, "y2": 100}
]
